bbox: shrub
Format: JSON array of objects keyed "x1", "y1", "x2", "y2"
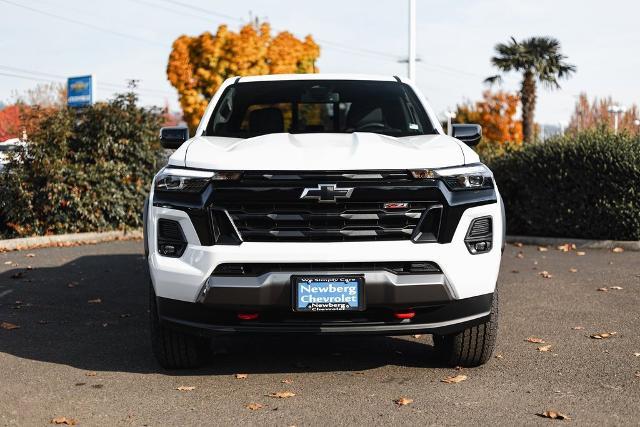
[
  {"x1": 0, "y1": 92, "x2": 162, "y2": 239},
  {"x1": 488, "y1": 130, "x2": 640, "y2": 240}
]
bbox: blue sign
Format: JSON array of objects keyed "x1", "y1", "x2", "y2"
[{"x1": 67, "y1": 75, "x2": 94, "y2": 108}]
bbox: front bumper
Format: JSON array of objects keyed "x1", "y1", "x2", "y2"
[
  {"x1": 148, "y1": 202, "x2": 503, "y2": 302},
  {"x1": 157, "y1": 292, "x2": 493, "y2": 336}
]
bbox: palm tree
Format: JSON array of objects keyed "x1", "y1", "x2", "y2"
[{"x1": 486, "y1": 37, "x2": 576, "y2": 144}]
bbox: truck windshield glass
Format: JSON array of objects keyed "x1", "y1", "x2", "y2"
[{"x1": 205, "y1": 80, "x2": 437, "y2": 138}]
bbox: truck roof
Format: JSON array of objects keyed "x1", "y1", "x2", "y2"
[{"x1": 237, "y1": 73, "x2": 402, "y2": 83}]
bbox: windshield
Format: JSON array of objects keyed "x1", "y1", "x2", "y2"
[{"x1": 205, "y1": 80, "x2": 437, "y2": 138}]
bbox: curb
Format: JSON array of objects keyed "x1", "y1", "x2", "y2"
[
  {"x1": 506, "y1": 235, "x2": 640, "y2": 251},
  {"x1": 0, "y1": 229, "x2": 143, "y2": 252}
]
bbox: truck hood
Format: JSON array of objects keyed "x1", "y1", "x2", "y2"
[{"x1": 171, "y1": 132, "x2": 477, "y2": 170}]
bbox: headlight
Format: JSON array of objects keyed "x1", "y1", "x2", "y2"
[
  {"x1": 411, "y1": 163, "x2": 494, "y2": 191},
  {"x1": 154, "y1": 168, "x2": 240, "y2": 192}
]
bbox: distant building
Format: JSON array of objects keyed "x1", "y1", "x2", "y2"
[{"x1": 539, "y1": 123, "x2": 564, "y2": 141}]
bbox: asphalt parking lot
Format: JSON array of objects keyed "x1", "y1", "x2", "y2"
[{"x1": 1, "y1": 240, "x2": 639, "y2": 426}]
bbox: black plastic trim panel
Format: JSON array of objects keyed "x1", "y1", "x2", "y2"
[
  {"x1": 157, "y1": 293, "x2": 493, "y2": 336},
  {"x1": 212, "y1": 261, "x2": 442, "y2": 276}
]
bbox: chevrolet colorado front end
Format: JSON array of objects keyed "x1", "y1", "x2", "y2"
[{"x1": 145, "y1": 74, "x2": 504, "y2": 369}]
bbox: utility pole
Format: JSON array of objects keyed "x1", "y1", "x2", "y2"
[
  {"x1": 608, "y1": 105, "x2": 625, "y2": 134},
  {"x1": 408, "y1": 0, "x2": 416, "y2": 81}
]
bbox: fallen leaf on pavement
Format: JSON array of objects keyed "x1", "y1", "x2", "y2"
[
  {"x1": 85, "y1": 371, "x2": 97, "y2": 377},
  {"x1": 609, "y1": 286, "x2": 623, "y2": 290},
  {"x1": 633, "y1": 353, "x2": 640, "y2": 357},
  {"x1": 576, "y1": 251, "x2": 586, "y2": 256},
  {"x1": 526, "y1": 337, "x2": 546, "y2": 343},
  {"x1": 281, "y1": 379, "x2": 294, "y2": 384},
  {"x1": 26, "y1": 253, "x2": 36, "y2": 258},
  {"x1": 590, "y1": 332, "x2": 617, "y2": 339},
  {"x1": 87, "y1": 298, "x2": 102, "y2": 304},
  {"x1": 176, "y1": 386, "x2": 196, "y2": 391},
  {"x1": 569, "y1": 268, "x2": 578, "y2": 273},
  {"x1": 495, "y1": 354, "x2": 503, "y2": 359},
  {"x1": 3, "y1": 261, "x2": 12, "y2": 265},
  {"x1": 537, "y1": 345, "x2": 552, "y2": 352},
  {"x1": 537, "y1": 246, "x2": 549, "y2": 252},
  {"x1": 268, "y1": 391, "x2": 296, "y2": 398},
  {"x1": 516, "y1": 252, "x2": 525, "y2": 259},
  {"x1": 51, "y1": 416, "x2": 78, "y2": 425},
  {"x1": 557, "y1": 243, "x2": 576, "y2": 252},
  {"x1": 245, "y1": 403, "x2": 264, "y2": 410},
  {"x1": 394, "y1": 397, "x2": 413, "y2": 406},
  {"x1": 513, "y1": 242, "x2": 523, "y2": 247},
  {"x1": 572, "y1": 326, "x2": 584, "y2": 330},
  {"x1": 441, "y1": 374, "x2": 467, "y2": 384},
  {"x1": 235, "y1": 373, "x2": 248, "y2": 379},
  {"x1": 538, "y1": 410, "x2": 570, "y2": 420},
  {"x1": 612, "y1": 247, "x2": 624, "y2": 253},
  {"x1": 597, "y1": 287, "x2": 609, "y2": 292},
  {"x1": 1, "y1": 322, "x2": 20, "y2": 330},
  {"x1": 539, "y1": 271, "x2": 553, "y2": 279},
  {"x1": 635, "y1": 372, "x2": 640, "y2": 378}
]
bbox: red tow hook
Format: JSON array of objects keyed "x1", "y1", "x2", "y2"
[
  {"x1": 237, "y1": 313, "x2": 259, "y2": 321},
  {"x1": 393, "y1": 311, "x2": 416, "y2": 320}
]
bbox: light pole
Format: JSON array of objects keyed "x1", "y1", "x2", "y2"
[
  {"x1": 607, "y1": 105, "x2": 625, "y2": 134},
  {"x1": 445, "y1": 111, "x2": 456, "y2": 136},
  {"x1": 408, "y1": 0, "x2": 416, "y2": 81}
]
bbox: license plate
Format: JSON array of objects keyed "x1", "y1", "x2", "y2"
[{"x1": 293, "y1": 275, "x2": 364, "y2": 312}]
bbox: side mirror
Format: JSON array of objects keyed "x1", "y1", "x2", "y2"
[
  {"x1": 160, "y1": 126, "x2": 189, "y2": 149},
  {"x1": 452, "y1": 124, "x2": 482, "y2": 147}
]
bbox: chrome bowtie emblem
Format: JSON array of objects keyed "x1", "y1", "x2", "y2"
[{"x1": 300, "y1": 184, "x2": 354, "y2": 203}]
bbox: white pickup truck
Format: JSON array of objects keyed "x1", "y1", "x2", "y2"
[{"x1": 145, "y1": 74, "x2": 504, "y2": 369}]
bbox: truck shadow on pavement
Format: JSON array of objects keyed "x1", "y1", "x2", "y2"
[{"x1": 0, "y1": 254, "x2": 447, "y2": 375}]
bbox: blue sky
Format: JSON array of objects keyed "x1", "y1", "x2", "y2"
[{"x1": 1, "y1": 0, "x2": 638, "y2": 124}]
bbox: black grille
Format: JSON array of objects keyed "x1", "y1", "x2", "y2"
[
  {"x1": 224, "y1": 201, "x2": 432, "y2": 242},
  {"x1": 213, "y1": 261, "x2": 441, "y2": 276},
  {"x1": 467, "y1": 216, "x2": 492, "y2": 238},
  {"x1": 158, "y1": 219, "x2": 185, "y2": 241}
]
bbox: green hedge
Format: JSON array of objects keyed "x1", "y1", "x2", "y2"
[
  {"x1": 0, "y1": 93, "x2": 162, "y2": 239},
  {"x1": 488, "y1": 130, "x2": 640, "y2": 240}
]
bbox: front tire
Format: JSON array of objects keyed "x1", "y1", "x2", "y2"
[
  {"x1": 433, "y1": 289, "x2": 499, "y2": 367},
  {"x1": 149, "y1": 284, "x2": 210, "y2": 369}
]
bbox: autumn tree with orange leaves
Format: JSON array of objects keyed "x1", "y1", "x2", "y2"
[
  {"x1": 167, "y1": 22, "x2": 320, "y2": 132},
  {"x1": 453, "y1": 90, "x2": 523, "y2": 157}
]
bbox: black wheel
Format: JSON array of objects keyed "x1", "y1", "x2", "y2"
[
  {"x1": 433, "y1": 289, "x2": 499, "y2": 367},
  {"x1": 149, "y1": 284, "x2": 210, "y2": 369}
]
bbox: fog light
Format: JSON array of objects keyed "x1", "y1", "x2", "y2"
[
  {"x1": 157, "y1": 218, "x2": 187, "y2": 258},
  {"x1": 159, "y1": 244, "x2": 177, "y2": 256},
  {"x1": 474, "y1": 241, "x2": 488, "y2": 252},
  {"x1": 465, "y1": 216, "x2": 493, "y2": 255}
]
